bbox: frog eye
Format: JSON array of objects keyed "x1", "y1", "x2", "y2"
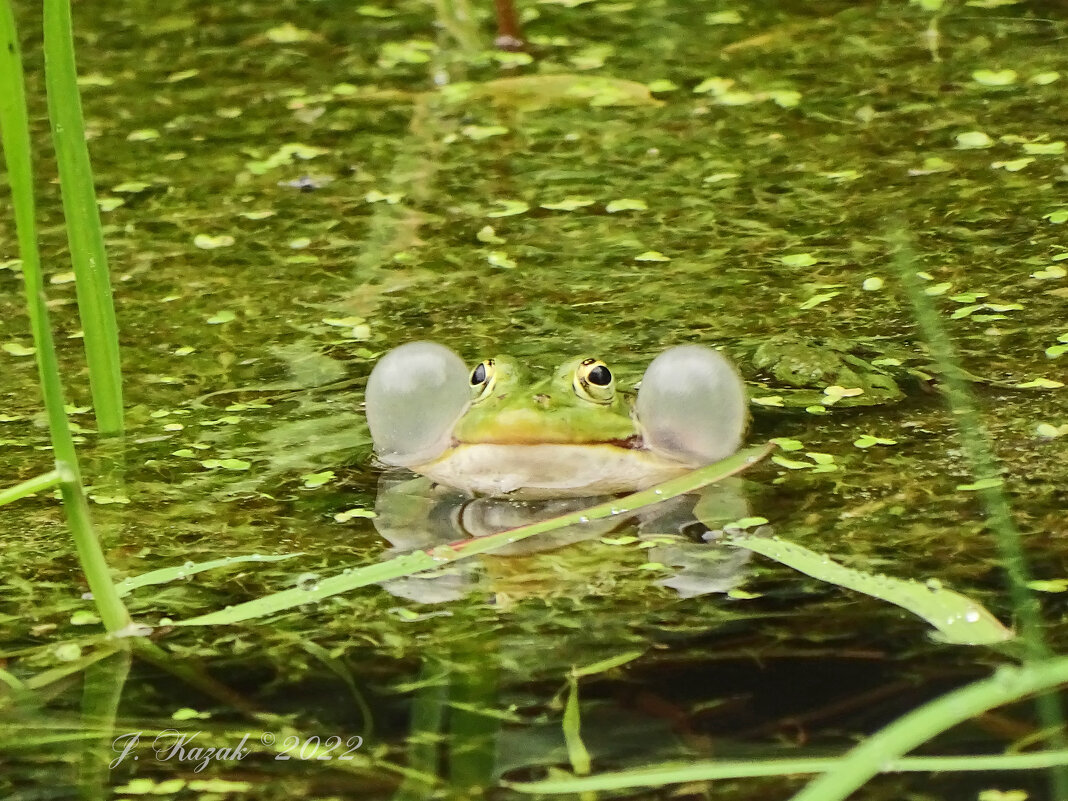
[
  {"x1": 573, "y1": 358, "x2": 615, "y2": 403},
  {"x1": 470, "y1": 359, "x2": 497, "y2": 402}
]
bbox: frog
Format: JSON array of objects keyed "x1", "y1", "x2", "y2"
[
  {"x1": 747, "y1": 334, "x2": 918, "y2": 409},
  {"x1": 365, "y1": 341, "x2": 748, "y2": 498}
]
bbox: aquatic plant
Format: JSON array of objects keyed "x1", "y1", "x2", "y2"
[
  {"x1": 42, "y1": 0, "x2": 124, "y2": 435},
  {"x1": 0, "y1": 0, "x2": 130, "y2": 632}
]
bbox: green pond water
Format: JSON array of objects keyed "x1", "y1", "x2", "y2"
[{"x1": 1, "y1": 0, "x2": 1067, "y2": 798}]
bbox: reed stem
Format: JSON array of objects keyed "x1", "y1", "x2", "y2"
[
  {"x1": 42, "y1": 0, "x2": 124, "y2": 436},
  {"x1": 891, "y1": 231, "x2": 1068, "y2": 800},
  {"x1": 0, "y1": 0, "x2": 131, "y2": 633}
]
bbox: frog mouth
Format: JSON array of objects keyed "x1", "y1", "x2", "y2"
[{"x1": 455, "y1": 434, "x2": 645, "y2": 449}]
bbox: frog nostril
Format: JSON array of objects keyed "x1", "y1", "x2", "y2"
[{"x1": 533, "y1": 394, "x2": 551, "y2": 408}]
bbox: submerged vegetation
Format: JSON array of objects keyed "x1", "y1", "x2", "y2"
[{"x1": 1, "y1": 0, "x2": 1067, "y2": 799}]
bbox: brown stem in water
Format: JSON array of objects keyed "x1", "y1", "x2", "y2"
[{"x1": 493, "y1": 0, "x2": 524, "y2": 51}]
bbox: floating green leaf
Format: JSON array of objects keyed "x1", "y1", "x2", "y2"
[
  {"x1": 955, "y1": 131, "x2": 993, "y2": 149},
  {"x1": 991, "y1": 157, "x2": 1034, "y2": 172},
  {"x1": 854, "y1": 435, "x2": 897, "y2": 448},
  {"x1": 461, "y1": 124, "x2": 508, "y2": 141},
  {"x1": 635, "y1": 251, "x2": 669, "y2": 262},
  {"x1": 1015, "y1": 378, "x2": 1063, "y2": 389},
  {"x1": 487, "y1": 199, "x2": 529, "y2": 218},
  {"x1": 476, "y1": 225, "x2": 505, "y2": 243},
  {"x1": 769, "y1": 438, "x2": 803, "y2": 451},
  {"x1": 1032, "y1": 265, "x2": 1066, "y2": 279},
  {"x1": 1023, "y1": 141, "x2": 1065, "y2": 155},
  {"x1": 605, "y1": 198, "x2": 647, "y2": 213},
  {"x1": 112, "y1": 180, "x2": 150, "y2": 193},
  {"x1": 972, "y1": 69, "x2": 1017, "y2": 87},
  {"x1": 1030, "y1": 71, "x2": 1061, "y2": 85},
  {"x1": 780, "y1": 253, "x2": 818, "y2": 268},
  {"x1": 200, "y1": 458, "x2": 250, "y2": 471},
  {"x1": 2, "y1": 342, "x2": 36, "y2": 357},
  {"x1": 541, "y1": 197, "x2": 595, "y2": 211},
  {"x1": 646, "y1": 79, "x2": 679, "y2": 93},
  {"x1": 487, "y1": 251, "x2": 517, "y2": 269},
  {"x1": 334, "y1": 507, "x2": 376, "y2": 522},
  {"x1": 301, "y1": 470, "x2": 335, "y2": 488},
  {"x1": 244, "y1": 142, "x2": 329, "y2": 175},
  {"x1": 193, "y1": 234, "x2": 235, "y2": 250},
  {"x1": 265, "y1": 23, "x2": 313, "y2": 43},
  {"x1": 772, "y1": 455, "x2": 811, "y2": 470}
]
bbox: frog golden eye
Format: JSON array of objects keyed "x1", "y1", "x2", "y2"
[
  {"x1": 470, "y1": 359, "x2": 496, "y2": 402},
  {"x1": 574, "y1": 358, "x2": 615, "y2": 403}
]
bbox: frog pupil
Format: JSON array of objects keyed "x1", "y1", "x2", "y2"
[
  {"x1": 471, "y1": 363, "x2": 486, "y2": 385},
  {"x1": 587, "y1": 365, "x2": 611, "y2": 386}
]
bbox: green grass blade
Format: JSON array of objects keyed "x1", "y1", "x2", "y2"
[
  {"x1": 507, "y1": 749, "x2": 1068, "y2": 794},
  {"x1": 176, "y1": 444, "x2": 774, "y2": 625},
  {"x1": 729, "y1": 534, "x2": 1012, "y2": 645},
  {"x1": 892, "y1": 230, "x2": 1067, "y2": 799},
  {"x1": 893, "y1": 232, "x2": 1048, "y2": 655},
  {"x1": 789, "y1": 656, "x2": 1068, "y2": 801},
  {"x1": 0, "y1": 469, "x2": 62, "y2": 506},
  {"x1": 42, "y1": 0, "x2": 123, "y2": 436},
  {"x1": 563, "y1": 674, "x2": 591, "y2": 776},
  {"x1": 0, "y1": 0, "x2": 130, "y2": 633},
  {"x1": 114, "y1": 553, "x2": 304, "y2": 598},
  {"x1": 571, "y1": 651, "x2": 644, "y2": 679}
]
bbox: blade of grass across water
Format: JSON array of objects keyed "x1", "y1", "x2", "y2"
[
  {"x1": 0, "y1": 470, "x2": 62, "y2": 507},
  {"x1": 113, "y1": 553, "x2": 304, "y2": 598},
  {"x1": 507, "y1": 747, "x2": 1068, "y2": 794},
  {"x1": 789, "y1": 656, "x2": 1068, "y2": 801},
  {"x1": 727, "y1": 534, "x2": 1012, "y2": 645},
  {"x1": 175, "y1": 444, "x2": 774, "y2": 626}
]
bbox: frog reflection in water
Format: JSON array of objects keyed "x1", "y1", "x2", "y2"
[{"x1": 364, "y1": 342, "x2": 753, "y2": 602}]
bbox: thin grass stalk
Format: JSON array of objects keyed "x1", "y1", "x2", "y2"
[
  {"x1": 893, "y1": 231, "x2": 1067, "y2": 799},
  {"x1": 895, "y1": 233, "x2": 1048, "y2": 654},
  {"x1": 42, "y1": 0, "x2": 123, "y2": 436},
  {"x1": 0, "y1": 0, "x2": 130, "y2": 633},
  {"x1": 0, "y1": 469, "x2": 62, "y2": 506}
]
